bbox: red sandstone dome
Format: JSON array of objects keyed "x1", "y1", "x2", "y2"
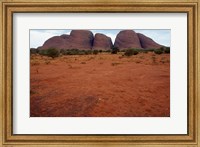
[
  {"x1": 40, "y1": 30, "x2": 94, "y2": 50},
  {"x1": 69, "y1": 30, "x2": 94, "y2": 50},
  {"x1": 114, "y1": 30, "x2": 142, "y2": 50},
  {"x1": 38, "y1": 30, "x2": 166, "y2": 51},
  {"x1": 137, "y1": 33, "x2": 163, "y2": 49},
  {"x1": 41, "y1": 36, "x2": 69, "y2": 50},
  {"x1": 92, "y1": 33, "x2": 113, "y2": 50}
]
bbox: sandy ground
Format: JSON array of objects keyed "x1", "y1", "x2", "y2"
[{"x1": 30, "y1": 52, "x2": 170, "y2": 117}]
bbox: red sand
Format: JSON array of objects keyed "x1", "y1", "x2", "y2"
[{"x1": 30, "y1": 52, "x2": 170, "y2": 117}]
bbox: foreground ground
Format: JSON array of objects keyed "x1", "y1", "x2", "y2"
[{"x1": 30, "y1": 52, "x2": 170, "y2": 117}]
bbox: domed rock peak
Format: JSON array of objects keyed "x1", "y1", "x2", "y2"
[
  {"x1": 70, "y1": 30, "x2": 94, "y2": 50},
  {"x1": 38, "y1": 30, "x2": 166, "y2": 51},
  {"x1": 40, "y1": 30, "x2": 94, "y2": 50},
  {"x1": 137, "y1": 33, "x2": 162, "y2": 49},
  {"x1": 41, "y1": 36, "x2": 67, "y2": 50},
  {"x1": 92, "y1": 33, "x2": 113, "y2": 50},
  {"x1": 114, "y1": 30, "x2": 142, "y2": 50}
]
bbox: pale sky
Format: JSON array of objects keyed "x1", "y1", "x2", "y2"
[{"x1": 30, "y1": 29, "x2": 170, "y2": 48}]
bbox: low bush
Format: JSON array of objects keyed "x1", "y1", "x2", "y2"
[
  {"x1": 164, "y1": 47, "x2": 170, "y2": 54},
  {"x1": 84, "y1": 50, "x2": 92, "y2": 55},
  {"x1": 38, "y1": 49, "x2": 48, "y2": 56},
  {"x1": 31, "y1": 60, "x2": 40, "y2": 66},
  {"x1": 120, "y1": 49, "x2": 126, "y2": 52},
  {"x1": 160, "y1": 46, "x2": 166, "y2": 52},
  {"x1": 77, "y1": 51, "x2": 85, "y2": 55},
  {"x1": 111, "y1": 46, "x2": 119, "y2": 54},
  {"x1": 152, "y1": 56, "x2": 156, "y2": 63},
  {"x1": 154, "y1": 49, "x2": 163, "y2": 55},
  {"x1": 142, "y1": 51, "x2": 148, "y2": 54},
  {"x1": 47, "y1": 48, "x2": 60, "y2": 58},
  {"x1": 111, "y1": 62, "x2": 121, "y2": 66},
  {"x1": 30, "y1": 48, "x2": 39, "y2": 54},
  {"x1": 106, "y1": 50, "x2": 111, "y2": 53},
  {"x1": 60, "y1": 49, "x2": 65, "y2": 54},
  {"x1": 124, "y1": 49, "x2": 139, "y2": 56},
  {"x1": 45, "y1": 60, "x2": 51, "y2": 65},
  {"x1": 142, "y1": 48, "x2": 155, "y2": 52},
  {"x1": 61, "y1": 49, "x2": 93, "y2": 55},
  {"x1": 93, "y1": 50, "x2": 99, "y2": 55},
  {"x1": 68, "y1": 49, "x2": 80, "y2": 55}
]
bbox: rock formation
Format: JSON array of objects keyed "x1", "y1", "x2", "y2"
[
  {"x1": 38, "y1": 30, "x2": 165, "y2": 51},
  {"x1": 137, "y1": 33, "x2": 162, "y2": 49},
  {"x1": 41, "y1": 36, "x2": 68, "y2": 50},
  {"x1": 69, "y1": 30, "x2": 94, "y2": 50},
  {"x1": 92, "y1": 33, "x2": 113, "y2": 50},
  {"x1": 40, "y1": 30, "x2": 94, "y2": 50},
  {"x1": 114, "y1": 30, "x2": 142, "y2": 50}
]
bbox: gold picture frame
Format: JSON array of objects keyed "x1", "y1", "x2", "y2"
[{"x1": 0, "y1": 0, "x2": 199, "y2": 146}]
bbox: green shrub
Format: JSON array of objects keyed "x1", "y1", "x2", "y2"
[
  {"x1": 124, "y1": 49, "x2": 139, "y2": 56},
  {"x1": 84, "y1": 50, "x2": 92, "y2": 55},
  {"x1": 59, "y1": 49, "x2": 100, "y2": 55},
  {"x1": 63, "y1": 50, "x2": 71, "y2": 55},
  {"x1": 160, "y1": 46, "x2": 166, "y2": 52},
  {"x1": 62, "y1": 49, "x2": 80, "y2": 55},
  {"x1": 142, "y1": 48, "x2": 155, "y2": 52},
  {"x1": 152, "y1": 56, "x2": 156, "y2": 63},
  {"x1": 142, "y1": 51, "x2": 148, "y2": 54},
  {"x1": 38, "y1": 49, "x2": 48, "y2": 56},
  {"x1": 70, "y1": 49, "x2": 79, "y2": 55},
  {"x1": 46, "y1": 48, "x2": 60, "y2": 58},
  {"x1": 164, "y1": 47, "x2": 170, "y2": 54},
  {"x1": 154, "y1": 49, "x2": 163, "y2": 55},
  {"x1": 120, "y1": 49, "x2": 126, "y2": 52},
  {"x1": 106, "y1": 50, "x2": 111, "y2": 53},
  {"x1": 93, "y1": 50, "x2": 99, "y2": 55},
  {"x1": 60, "y1": 49, "x2": 65, "y2": 54},
  {"x1": 111, "y1": 46, "x2": 119, "y2": 54},
  {"x1": 111, "y1": 50, "x2": 118, "y2": 54},
  {"x1": 78, "y1": 51, "x2": 85, "y2": 55},
  {"x1": 30, "y1": 48, "x2": 39, "y2": 54}
]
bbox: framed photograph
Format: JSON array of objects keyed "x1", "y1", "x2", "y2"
[{"x1": 0, "y1": 0, "x2": 199, "y2": 146}]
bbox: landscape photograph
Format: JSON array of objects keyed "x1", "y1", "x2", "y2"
[{"x1": 30, "y1": 29, "x2": 170, "y2": 117}]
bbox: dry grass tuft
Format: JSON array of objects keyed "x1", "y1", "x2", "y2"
[
  {"x1": 45, "y1": 60, "x2": 51, "y2": 65},
  {"x1": 31, "y1": 60, "x2": 40, "y2": 66},
  {"x1": 111, "y1": 62, "x2": 121, "y2": 66}
]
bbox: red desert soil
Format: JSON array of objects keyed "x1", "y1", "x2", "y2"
[{"x1": 30, "y1": 52, "x2": 170, "y2": 117}]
